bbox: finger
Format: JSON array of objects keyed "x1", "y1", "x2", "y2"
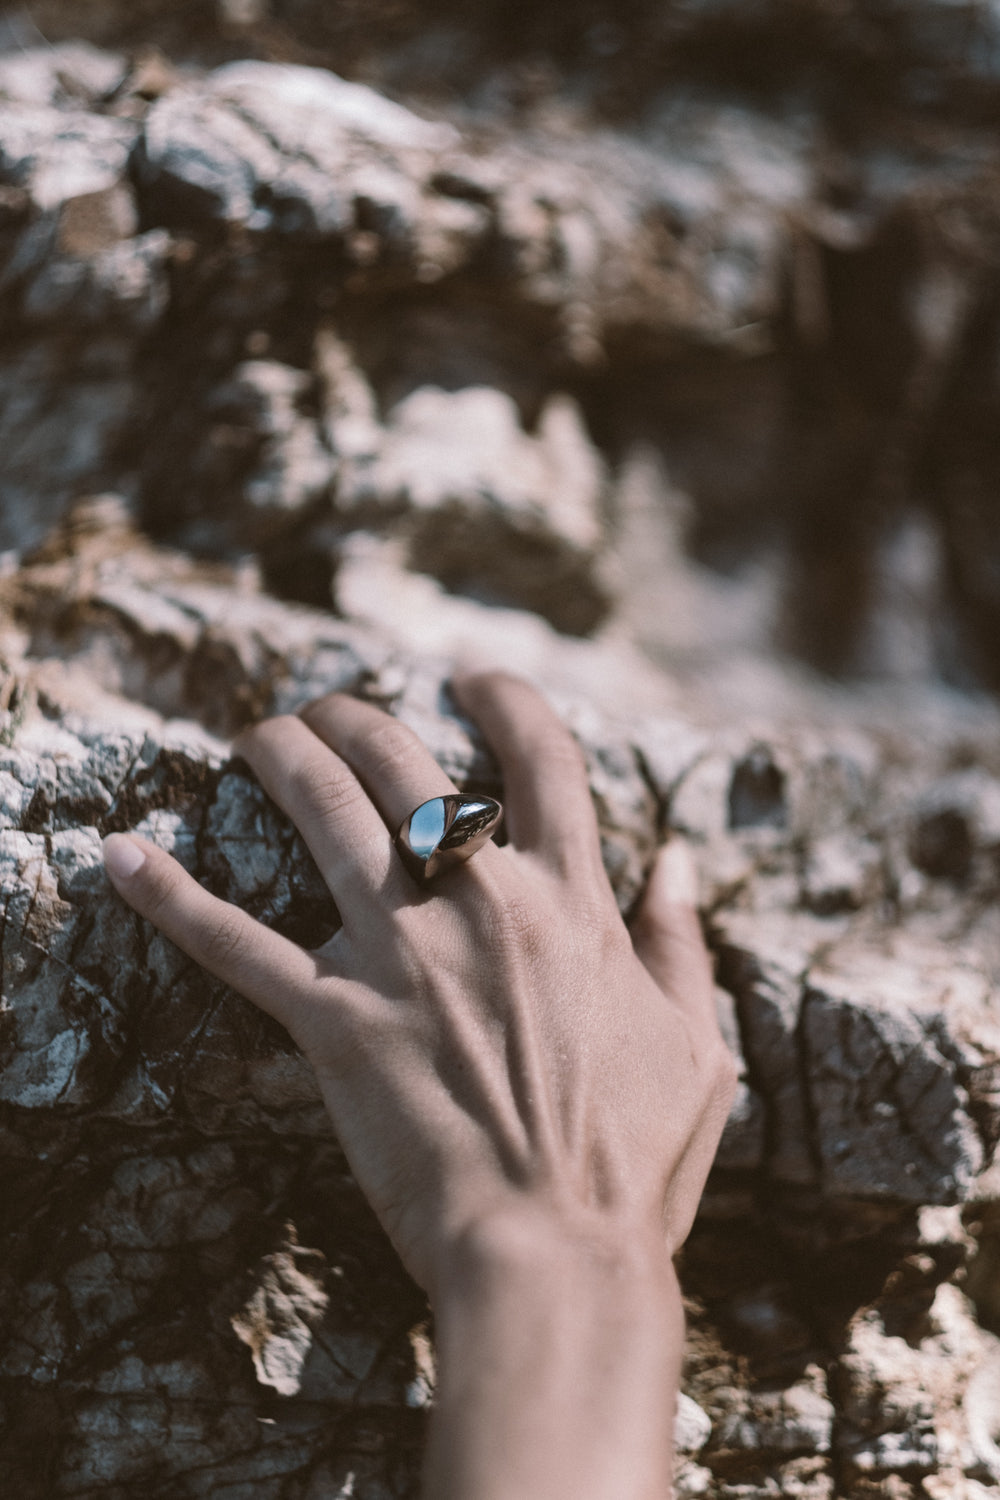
[
  {"x1": 299, "y1": 693, "x2": 502, "y2": 869},
  {"x1": 102, "y1": 833, "x2": 320, "y2": 1029},
  {"x1": 448, "y1": 671, "x2": 605, "y2": 878},
  {"x1": 630, "y1": 840, "x2": 715, "y2": 1020},
  {"x1": 232, "y1": 714, "x2": 410, "y2": 913}
]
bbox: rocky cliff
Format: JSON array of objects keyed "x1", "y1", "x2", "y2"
[{"x1": 2, "y1": 6, "x2": 1000, "y2": 1497}]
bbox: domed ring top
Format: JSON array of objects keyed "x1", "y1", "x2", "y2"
[{"x1": 395, "y1": 795, "x2": 503, "y2": 883}]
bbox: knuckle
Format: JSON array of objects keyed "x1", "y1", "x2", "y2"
[
  {"x1": 235, "y1": 714, "x2": 296, "y2": 756},
  {"x1": 362, "y1": 719, "x2": 423, "y2": 782},
  {"x1": 199, "y1": 914, "x2": 246, "y2": 970},
  {"x1": 462, "y1": 668, "x2": 516, "y2": 699},
  {"x1": 290, "y1": 757, "x2": 361, "y2": 820},
  {"x1": 534, "y1": 729, "x2": 587, "y2": 777},
  {"x1": 298, "y1": 692, "x2": 338, "y2": 720},
  {"x1": 578, "y1": 898, "x2": 630, "y2": 955},
  {"x1": 141, "y1": 861, "x2": 186, "y2": 926}
]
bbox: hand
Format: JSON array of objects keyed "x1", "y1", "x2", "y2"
[{"x1": 103, "y1": 671, "x2": 737, "y2": 1499}]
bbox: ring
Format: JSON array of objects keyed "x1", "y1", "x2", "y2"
[{"x1": 395, "y1": 795, "x2": 503, "y2": 883}]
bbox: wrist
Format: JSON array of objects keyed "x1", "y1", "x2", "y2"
[
  {"x1": 424, "y1": 1208, "x2": 683, "y2": 1500},
  {"x1": 432, "y1": 1203, "x2": 679, "y2": 1318}
]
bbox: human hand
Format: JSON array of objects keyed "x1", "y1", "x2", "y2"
[
  {"x1": 104, "y1": 672, "x2": 733, "y2": 1289},
  {"x1": 103, "y1": 672, "x2": 737, "y2": 1498}
]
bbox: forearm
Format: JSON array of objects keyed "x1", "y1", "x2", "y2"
[{"x1": 424, "y1": 1212, "x2": 684, "y2": 1500}]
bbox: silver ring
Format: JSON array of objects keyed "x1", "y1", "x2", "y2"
[{"x1": 395, "y1": 795, "x2": 503, "y2": 883}]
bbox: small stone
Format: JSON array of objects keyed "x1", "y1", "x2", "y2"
[{"x1": 675, "y1": 1392, "x2": 713, "y2": 1454}]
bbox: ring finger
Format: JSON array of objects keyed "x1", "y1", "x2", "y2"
[{"x1": 299, "y1": 692, "x2": 503, "y2": 878}]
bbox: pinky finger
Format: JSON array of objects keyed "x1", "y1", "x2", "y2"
[{"x1": 103, "y1": 832, "x2": 319, "y2": 1028}]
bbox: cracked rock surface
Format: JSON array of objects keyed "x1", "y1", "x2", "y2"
[
  {"x1": 2, "y1": 7, "x2": 1000, "y2": 1497},
  {"x1": 1, "y1": 509, "x2": 999, "y2": 1497}
]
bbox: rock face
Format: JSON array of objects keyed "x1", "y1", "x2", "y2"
[
  {"x1": 1, "y1": 509, "x2": 999, "y2": 1498},
  {"x1": 7, "y1": 4, "x2": 1000, "y2": 675},
  {"x1": 2, "y1": 8, "x2": 1000, "y2": 1498}
]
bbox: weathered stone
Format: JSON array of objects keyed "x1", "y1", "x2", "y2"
[
  {"x1": 231, "y1": 1229, "x2": 331, "y2": 1396},
  {"x1": 711, "y1": 1365, "x2": 834, "y2": 1456},
  {"x1": 194, "y1": 359, "x2": 335, "y2": 541},
  {"x1": 838, "y1": 1283, "x2": 1000, "y2": 1488},
  {"x1": 338, "y1": 385, "x2": 611, "y2": 633},
  {"x1": 802, "y1": 942, "x2": 992, "y2": 1205},
  {"x1": 675, "y1": 1390, "x2": 713, "y2": 1454},
  {"x1": 3, "y1": 11, "x2": 1000, "y2": 1496},
  {"x1": 135, "y1": 60, "x2": 460, "y2": 247},
  {"x1": 714, "y1": 911, "x2": 832, "y2": 1188},
  {"x1": 0, "y1": 41, "x2": 127, "y2": 109},
  {"x1": 800, "y1": 835, "x2": 881, "y2": 916},
  {"x1": 712, "y1": 987, "x2": 766, "y2": 1174},
  {"x1": 909, "y1": 769, "x2": 1000, "y2": 883}
]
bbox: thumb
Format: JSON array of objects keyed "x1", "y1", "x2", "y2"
[{"x1": 630, "y1": 838, "x2": 714, "y2": 1013}]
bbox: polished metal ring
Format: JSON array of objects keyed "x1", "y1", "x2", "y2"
[{"x1": 395, "y1": 794, "x2": 503, "y2": 883}]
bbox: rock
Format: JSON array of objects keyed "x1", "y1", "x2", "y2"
[
  {"x1": 802, "y1": 941, "x2": 992, "y2": 1204},
  {"x1": 0, "y1": 349, "x2": 135, "y2": 554},
  {"x1": 192, "y1": 359, "x2": 335, "y2": 543},
  {"x1": 135, "y1": 59, "x2": 462, "y2": 253},
  {"x1": 22, "y1": 226, "x2": 170, "y2": 327},
  {"x1": 2, "y1": 506, "x2": 998, "y2": 1495},
  {"x1": 675, "y1": 1390, "x2": 713, "y2": 1454},
  {"x1": 712, "y1": 1366, "x2": 834, "y2": 1456},
  {"x1": 800, "y1": 835, "x2": 881, "y2": 916},
  {"x1": 338, "y1": 385, "x2": 611, "y2": 633},
  {"x1": 231, "y1": 1229, "x2": 331, "y2": 1396},
  {"x1": 3, "y1": 12, "x2": 1000, "y2": 1497},
  {"x1": 909, "y1": 769, "x2": 1000, "y2": 883},
  {"x1": 714, "y1": 912, "x2": 830, "y2": 1188},
  {"x1": 838, "y1": 1283, "x2": 1000, "y2": 1488},
  {"x1": 0, "y1": 103, "x2": 135, "y2": 219},
  {"x1": 0, "y1": 42, "x2": 127, "y2": 108},
  {"x1": 712, "y1": 987, "x2": 766, "y2": 1174},
  {"x1": 132, "y1": 56, "x2": 809, "y2": 345},
  {"x1": 714, "y1": 914, "x2": 999, "y2": 1206}
]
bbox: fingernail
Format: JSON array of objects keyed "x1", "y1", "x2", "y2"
[
  {"x1": 103, "y1": 834, "x2": 146, "y2": 879},
  {"x1": 658, "y1": 838, "x2": 699, "y2": 905}
]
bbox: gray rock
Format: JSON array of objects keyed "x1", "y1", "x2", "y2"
[
  {"x1": 713, "y1": 987, "x2": 766, "y2": 1173},
  {"x1": 838, "y1": 1283, "x2": 1000, "y2": 1486},
  {"x1": 909, "y1": 768, "x2": 1000, "y2": 882},
  {"x1": 802, "y1": 943, "x2": 989, "y2": 1204},
  {"x1": 22, "y1": 226, "x2": 170, "y2": 327},
  {"x1": 0, "y1": 104, "x2": 135, "y2": 218},
  {"x1": 800, "y1": 835, "x2": 881, "y2": 916},
  {"x1": 3, "y1": 22, "x2": 1000, "y2": 1497},
  {"x1": 338, "y1": 385, "x2": 611, "y2": 633},
  {"x1": 196, "y1": 359, "x2": 335, "y2": 540},
  {"x1": 136, "y1": 59, "x2": 461, "y2": 253},
  {"x1": 713, "y1": 1366, "x2": 834, "y2": 1456},
  {"x1": 0, "y1": 42, "x2": 127, "y2": 109},
  {"x1": 0, "y1": 350, "x2": 137, "y2": 553},
  {"x1": 675, "y1": 1391, "x2": 713, "y2": 1454},
  {"x1": 714, "y1": 911, "x2": 828, "y2": 1187}
]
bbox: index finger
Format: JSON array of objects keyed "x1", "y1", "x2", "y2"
[{"x1": 449, "y1": 672, "x2": 607, "y2": 883}]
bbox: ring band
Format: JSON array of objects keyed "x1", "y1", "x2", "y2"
[{"x1": 395, "y1": 795, "x2": 503, "y2": 883}]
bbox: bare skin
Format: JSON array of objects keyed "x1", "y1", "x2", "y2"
[{"x1": 102, "y1": 671, "x2": 738, "y2": 1500}]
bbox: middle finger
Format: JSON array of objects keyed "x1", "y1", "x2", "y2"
[{"x1": 232, "y1": 714, "x2": 410, "y2": 919}]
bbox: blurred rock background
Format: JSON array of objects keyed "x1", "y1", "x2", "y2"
[{"x1": 1, "y1": 2, "x2": 1000, "y2": 1496}]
